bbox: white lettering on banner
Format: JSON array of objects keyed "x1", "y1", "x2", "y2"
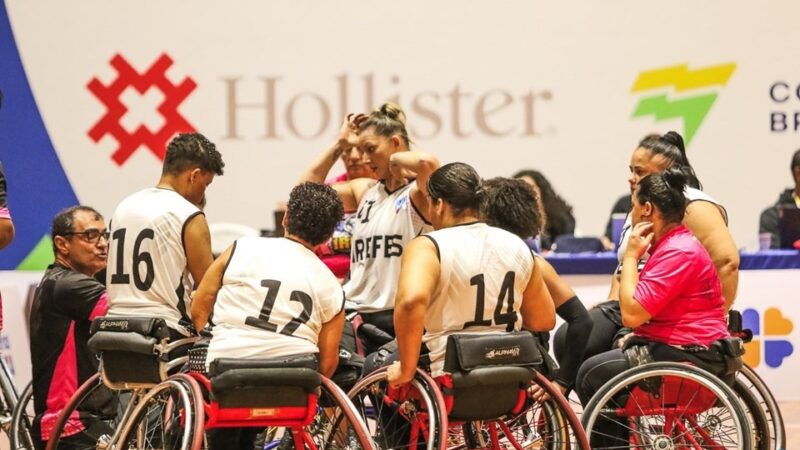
[{"x1": 222, "y1": 73, "x2": 553, "y2": 140}]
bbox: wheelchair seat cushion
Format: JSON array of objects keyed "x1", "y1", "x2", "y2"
[
  {"x1": 90, "y1": 316, "x2": 170, "y2": 340},
  {"x1": 211, "y1": 367, "x2": 321, "y2": 408}
]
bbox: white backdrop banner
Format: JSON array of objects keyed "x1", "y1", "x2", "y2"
[{"x1": 1, "y1": 1, "x2": 799, "y2": 268}]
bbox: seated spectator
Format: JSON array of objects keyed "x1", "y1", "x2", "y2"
[
  {"x1": 513, "y1": 169, "x2": 575, "y2": 250},
  {"x1": 575, "y1": 169, "x2": 733, "y2": 447},
  {"x1": 759, "y1": 148, "x2": 800, "y2": 249},
  {"x1": 30, "y1": 206, "x2": 111, "y2": 450},
  {"x1": 190, "y1": 182, "x2": 345, "y2": 450}
]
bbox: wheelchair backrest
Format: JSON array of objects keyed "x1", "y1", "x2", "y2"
[
  {"x1": 443, "y1": 332, "x2": 541, "y2": 420},
  {"x1": 88, "y1": 316, "x2": 170, "y2": 388},
  {"x1": 209, "y1": 355, "x2": 321, "y2": 409}
]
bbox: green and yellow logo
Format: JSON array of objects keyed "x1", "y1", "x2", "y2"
[{"x1": 631, "y1": 63, "x2": 736, "y2": 146}]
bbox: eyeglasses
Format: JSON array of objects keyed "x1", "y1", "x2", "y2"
[{"x1": 61, "y1": 229, "x2": 110, "y2": 244}]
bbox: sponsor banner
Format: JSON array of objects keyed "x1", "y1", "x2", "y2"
[{"x1": 2, "y1": 1, "x2": 800, "y2": 269}]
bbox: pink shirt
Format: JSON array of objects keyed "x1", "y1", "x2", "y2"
[{"x1": 633, "y1": 225, "x2": 728, "y2": 346}]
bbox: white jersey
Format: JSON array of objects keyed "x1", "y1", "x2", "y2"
[
  {"x1": 107, "y1": 188, "x2": 200, "y2": 335},
  {"x1": 344, "y1": 181, "x2": 432, "y2": 312},
  {"x1": 615, "y1": 187, "x2": 727, "y2": 272},
  {"x1": 422, "y1": 222, "x2": 534, "y2": 375},
  {"x1": 205, "y1": 237, "x2": 344, "y2": 369}
]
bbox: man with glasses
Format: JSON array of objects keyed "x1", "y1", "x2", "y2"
[
  {"x1": 29, "y1": 206, "x2": 112, "y2": 449},
  {"x1": 106, "y1": 132, "x2": 224, "y2": 338}
]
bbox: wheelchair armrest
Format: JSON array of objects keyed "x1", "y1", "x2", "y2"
[
  {"x1": 90, "y1": 316, "x2": 169, "y2": 340},
  {"x1": 358, "y1": 323, "x2": 394, "y2": 347},
  {"x1": 209, "y1": 354, "x2": 319, "y2": 376},
  {"x1": 88, "y1": 331, "x2": 158, "y2": 355}
]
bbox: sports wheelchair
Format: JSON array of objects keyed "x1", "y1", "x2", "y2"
[
  {"x1": 580, "y1": 335, "x2": 761, "y2": 450},
  {"x1": 347, "y1": 331, "x2": 589, "y2": 450},
  {"x1": 45, "y1": 316, "x2": 199, "y2": 450},
  {"x1": 121, "y1": 352, "x2": 376, "y2": 450}
]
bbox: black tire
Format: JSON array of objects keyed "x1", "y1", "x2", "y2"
[
  {"x1": 348, "y1": 368, "x2": 447, "y2": 450},
  {"x1": 45, "y1": 372, "x2": 121, "y2": 450},
  {"x1": 10, "y1": 381, "x2": 34, "y2": 450},
  {"x1": 116, "y1": 378, "x2": 204, "y2": 450},
  {"x1": 737, "y1": 364, "x2": 785, "y2": 450},
  {"x1": 581, "y1": 362, "x2": 753, "y2": 450},
  {"x1": 302, "y1": 376, "x2": 375, "y2": 449}
]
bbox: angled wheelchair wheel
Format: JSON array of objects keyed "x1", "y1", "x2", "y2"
[
  {"x1": 10, "y1": 381, "x2": 34, "y2": 450},
  {"x1": 581, "y1": 362, "x2": 752, "y2": 450},
  {"x1": 349, "y1": 368, "x2": 447, "y2": 450},
  {"x1": 733, "y1": 376, "x2": 771, "y2": 450},
  {"x1": 116, "y1": 377, "x2": 204, "y2": 450},
  {"x1": 45, "y1": 372, "x2": 122, "y2": 450},
  {"x1": 282, "y1": 376, "x2": 375, "y2": 449},
  {"x1": 737, "y1": 364, "x2": 785, "y2": 450},
  {"x1": 492, "y1": 371, "x2": 589, "y2": 450}
]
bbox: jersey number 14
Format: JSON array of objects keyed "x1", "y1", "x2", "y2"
[{"x1": 463, "y1": 271, "x2": 518, "y2": 332}]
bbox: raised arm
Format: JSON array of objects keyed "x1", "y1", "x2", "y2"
[
  {"x1": 519, "y1": 257, "x2": 556, "y2": 332},
  {"x1": 391, "y1": 151, "x2": 440, "y2": 221},
  {"x1": 190, "y1": 244, "x2": 233, "y2": 331},
  {"x1": 683, "y1": 201, "x2": 739, "y2": 310},
  {"x1": 387, "y1": 236, "x2": 440, "y2": 388}
]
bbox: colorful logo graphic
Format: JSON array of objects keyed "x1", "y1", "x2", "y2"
[
  {"x1": 742, "y1": 307, "x2": 794, "y2": 368},
  {"x1": 88, "y1": 54, "x2": 196, "y2": 165},
  {"x1": 631, "y1": 63, "x2": 736, "y2": 146}
]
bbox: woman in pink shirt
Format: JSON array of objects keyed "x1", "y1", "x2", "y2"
[{"x1": 575, "y1": 168, "x2": 734, "y2": 444}]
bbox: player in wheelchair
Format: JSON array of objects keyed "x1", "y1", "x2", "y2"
[
  {"x1": 348, "y1": 163, "x2": 589, "y2": 450},
  {"x1": 184, "y1": 182, "x2": 374, "y2": 450},
  {"x1": 575, "y1": 169, "x2": 749, "y2": 449}
]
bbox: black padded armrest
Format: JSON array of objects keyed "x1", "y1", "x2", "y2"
[
  {"x1": 90, "y1": 316, "x2": 169, "y2": 340},
  {"x1": 88, "y1": 330, "x2": 158, "y2": 355},
  {"x1": 209, "y1": 353, "x2": 319, "y2": 376},
  {"x1": 211, "y1": 368, "x2": 321, "y2": 393}
]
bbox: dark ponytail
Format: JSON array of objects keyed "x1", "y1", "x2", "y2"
[
  {"x1": 427, "y1": 162, "x2": 483, "y2": 215},
  {"x1": 638, "y1": 131, "x2": 701, "y2": 189},
  {"x1": 636, "y1": 167, "x2": 688, "y2": 224}
]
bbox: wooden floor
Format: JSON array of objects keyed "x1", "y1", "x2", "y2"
[{"x1": 780, "y1": 401, "x2": 798, "y2": 449}]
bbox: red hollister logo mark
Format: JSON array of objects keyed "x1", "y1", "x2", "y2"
[{"x1": 88, "y1": 54, "x2": 196, "y2": 166}]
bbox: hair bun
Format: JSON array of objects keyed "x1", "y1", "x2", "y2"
[
  {"x1": 662, "y1": 166, "x2": 688, "y2": 192},
  {"x1": 662, "y1": 131, "x2": 686, "y2": 153},
  {"x1": 378, "y1": 102, "x2": 406, "y2": 124}
]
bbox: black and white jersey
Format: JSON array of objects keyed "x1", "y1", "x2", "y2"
[
  {"x1": 422, "y1": 222, "x2": 534, "y2": 375},
  {"x1": 107, "y1": 188, "x2": 200, "y2": 335},
  {"x1": 344, "y1": 181, "x2": 432, "y2": 312},
  {"x1": 205, "y1": 237, "x2": 344, "y2": 368},
  {"x1": 615, "y1": 187, "x2": 727, "y2": 273}
]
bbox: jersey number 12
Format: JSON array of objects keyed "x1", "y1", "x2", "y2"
[{"x1": 245, "y1": 279, "x2": 313, "y2": 336}]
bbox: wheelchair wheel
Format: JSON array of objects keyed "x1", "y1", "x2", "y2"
[
  {"x1": 733, "y1": 376, "x2": 771, "y2": 450},
  {"x1": 289, "y1": 376, "x2": 374, "y2": 449},
  {"x1": 45, "y1": 372, "x2": 122, "y2": 450},
  {"x1": 491, "y1": 371, "x2": 589, "y2": 450},
  {"x1": 581, "y1": 362, "x2": 753, "y2": 450},
  {"x1": 737, "y1": 364, "x2": 785, "y2": 450},
  {"x1": 10, "y1": 381, "x2": 33, "y2": 450},
  {"x1": 349, "y1": 368, "x2": 447, "y2": 450},
  {"x1": 116, "y1": 378, "x2": 204, "y2": 450}
]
